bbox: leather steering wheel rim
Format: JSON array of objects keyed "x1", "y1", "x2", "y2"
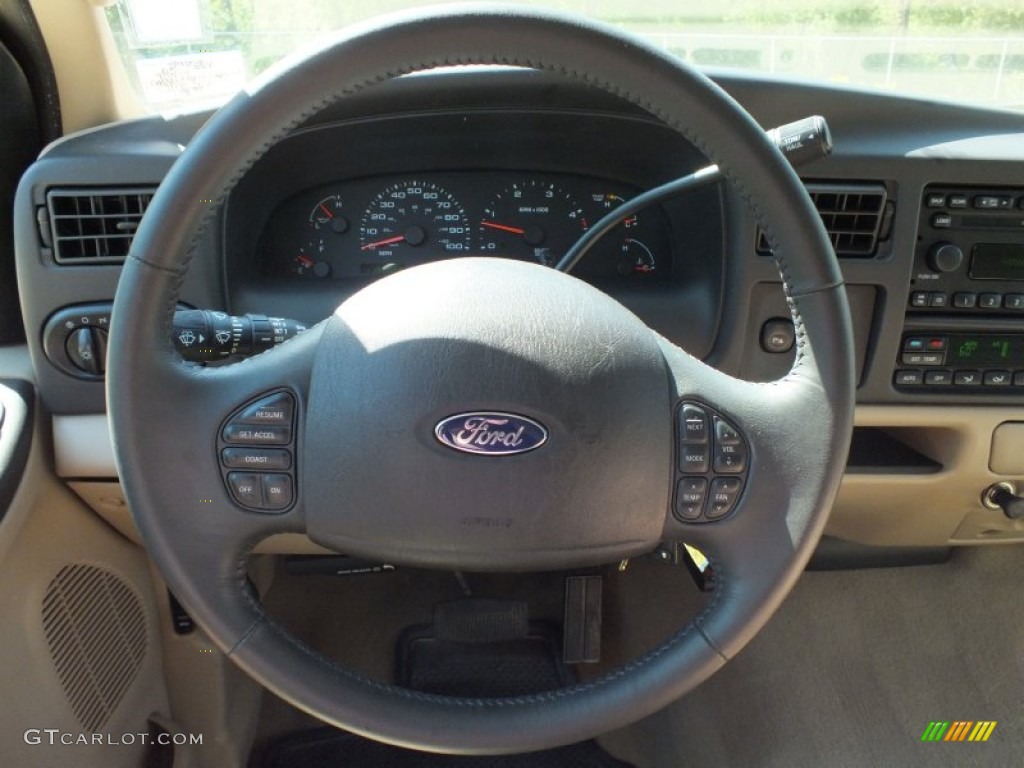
[{"x1": 107, "y1": 4, "x2": 855, "y2": 754}]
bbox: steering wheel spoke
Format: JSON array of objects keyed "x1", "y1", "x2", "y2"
[{"x1": 655, "y1": 287, "x2": 852, "y2": 658}]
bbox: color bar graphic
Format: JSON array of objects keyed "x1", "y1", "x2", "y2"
[{"x1": 921, "y1": 721, "x2": 996, "y2": 742}]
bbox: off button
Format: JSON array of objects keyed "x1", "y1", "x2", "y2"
[{"x1": 227, "y1": 472, "x2": 263, "y2": 508}]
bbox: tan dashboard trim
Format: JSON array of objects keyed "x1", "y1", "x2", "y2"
[
  {"x1": 831, "y1": 405, "x2": 1024, "y2": 546},
  {"x1": 54, "y1": 405, "x2": 1024, "y2": 549}
]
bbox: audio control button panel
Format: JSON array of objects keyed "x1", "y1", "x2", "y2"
[
  {"x1": 909, "y1": 185, "x2": 1024, "y2": 314},
  {"x1": 673, "y1": 401, "x2": 748, "y2": 522},
  {"x1": 218, "y1": 390, "x2": 298, "y2": 512}
]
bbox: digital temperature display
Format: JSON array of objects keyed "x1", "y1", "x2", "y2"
[{"x1": 947, "y1": 334, "x2": 1024, "y2": 367}]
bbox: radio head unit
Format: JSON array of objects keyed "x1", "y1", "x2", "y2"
[{"x1": 909, "y1": 185, "x2": 1024, "y2": 313}]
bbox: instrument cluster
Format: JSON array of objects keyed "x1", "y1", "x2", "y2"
[{"x1": 259, "y1": 173, "x2": 672, "y2": 283}]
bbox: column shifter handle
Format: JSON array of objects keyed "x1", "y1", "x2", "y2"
[{"x1": 984, "y1": 483, "x2": 1024, "y2": 520}]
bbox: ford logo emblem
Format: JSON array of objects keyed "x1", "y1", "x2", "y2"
[{"x1": 435, "y1": 412, "x2": 548, "y2": 456}]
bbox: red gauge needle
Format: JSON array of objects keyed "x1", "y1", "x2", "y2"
[
  {"x1": 318, "y1": 203, "x2": 334, "y2": 219},
  {"x1": 480, "y1": 220, "x2": 526, "y2": 235},
  {"x1": 361, "y1": 235, "x2": 406, "y2": 251},
  {"x1": 296, "y1": 254, "x2": 314, "y2": 267}
]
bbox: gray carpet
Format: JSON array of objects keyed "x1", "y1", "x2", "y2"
[
  {"x1": 252, "y1": 546, "x2": 1023, "y2": 767},
  {"x1": 600, "y1": 545, "x2": 1024, "y2": 768}
]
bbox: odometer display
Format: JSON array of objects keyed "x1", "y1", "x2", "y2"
[{"x1": 359, "y1": 181, "x2": 470, "y2": 263}]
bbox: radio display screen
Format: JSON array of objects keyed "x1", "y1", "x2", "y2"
[
  {"x1": 947, "y1": 334, "x2": 1024, "y2": 367},
  {"x1": 970, "y1": 244, "x2": 1024, "y2": 281}
]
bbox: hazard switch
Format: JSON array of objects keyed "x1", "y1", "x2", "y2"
[{"x1": 760, "y1": 317, "x2": 795, "y2": 354}]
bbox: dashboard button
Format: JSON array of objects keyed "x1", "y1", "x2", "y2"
[
  {"x1": 929, "y1": 292, "x2": 947, "y2": 307},
  {"x1": 760, "y1": 317, "x2": 795, "y2": 353},
  {"x1": 678, "y1": 404, "x2": 709, "y2": 444},
  {"x1": 927, "y1": 338, "x2": 946, "y2": 351},
  {"x1": 222, "y1": 424, "x2": 291, "y2": 445},
  {"x1": 235, "y1": 392, "x2": 294, "y2": 425},
  {"x1": 679, "y1": 442, "x2": 710, "y2": 473},
  {"x1": 894, "y1": 370, "x2": 923, "y2": 386},
  {"x1": 931, "y1": 213, "x2": 952, "y2": 228},
  {"x1": 924, "y1": 370, "x2": 952, "y2": 386},
  {"x1": 901, "y1": 352, "x2": 944, "y2": 366},
  {"x1": 706, "y1": 477, "x2": 744, "y2": 519},
  {"x1": 1014, "y1": 372, "x2": 1024, "y2": 386},
  {"x1": 979, "y1": 293, "x2": 1003, "y2": 309},
  {"x1": 674, "y1": 477, "x2": 707, "y2": 521},
  {"x1": 221, "y1": 447, "x2": 291, "y2": 470},
  {"x1": 984, "y1": 371, "x2": 1012, "y2": 387},
  {"x1": 974, "y1": 195, "x2": 1012, "y2": 210},
  {"x1": 713, "y1": 417, "x2": 746, "y2": 473},
  {"x1": 1004, "y1": 294, "x2": 1024, "y2": 310},
  {"x1": 910, "y1": 292, "x2": 929, "y2": 308},
  {"x1": 261, "y1": 474, "x2": 293, "y2": 511},
  {"x1": 954, "y1": 370, "x2": 982, "y2": 386},
  {"x1": 953, "y1": 292, "x2": 977, "y2": 308},
  {"x1": 903, "y1": 337, "x2": 925, "y2": 351},
  {"x1": 948, "y1": 194, "x2": 968, "y2": 208},
  {"x1": 227, "y1": 472, "x2": 263, "y2": 508},
  {"x1": 926, "y1": 193, "x2": 946, "y2": 208}
]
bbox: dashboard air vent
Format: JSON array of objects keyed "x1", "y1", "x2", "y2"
[
  {"x1": 758, "y1": 182, "x2": 890, "y2": 258},
  {"x1": 46, "y1": 188, "x2": 155, "y2": 264}
]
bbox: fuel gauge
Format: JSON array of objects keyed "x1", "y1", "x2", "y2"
[{"x1": 292, "y1": 240, "x2": 331, "y2": 278}]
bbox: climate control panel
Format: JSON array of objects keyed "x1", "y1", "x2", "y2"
[{"x1": 893, "y1": 333, "x2": 1024, "y2": 392}]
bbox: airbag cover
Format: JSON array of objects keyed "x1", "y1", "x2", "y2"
[{"x1": 304, "y1": 258, "x2": 671, "y2": 569}]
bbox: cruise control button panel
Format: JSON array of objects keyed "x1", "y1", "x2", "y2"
[
  {"x1": 672, "y1": 401, "x2": 748, "y2": 523},
  {"x1": 218, "y1": 391, "x2": 297, "y2": 513}
]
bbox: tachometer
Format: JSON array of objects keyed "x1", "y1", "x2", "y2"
[
  {"x1": 479, "y1": 180, "x2": 588, "y2": 266},
  {"x1": 359, "y1": 181, "x2": 470, "y2": 263}
]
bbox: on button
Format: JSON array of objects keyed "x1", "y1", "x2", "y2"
[{"x1": 262, "y1": 474, "x2": 293, "y2": 510}]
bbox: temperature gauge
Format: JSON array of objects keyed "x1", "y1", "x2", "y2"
[
  {"x1": 310, "y1": 195, "x2": 349, "y2": 234},
  {"x1": 620, "y1": 238, "x2": 657, "y2": 275}
]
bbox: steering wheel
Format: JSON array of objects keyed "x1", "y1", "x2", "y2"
[{"x1": 107, "y1": 4, "x2": 854, "y2": 755}]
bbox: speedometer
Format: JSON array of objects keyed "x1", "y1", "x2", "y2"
[{"x1": 359, "y1": 181, "x2": 470, "y2": 263}]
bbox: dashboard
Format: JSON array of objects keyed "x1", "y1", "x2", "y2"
[{"x1": 12, "y1": 67, "x2": 1024, "y2": 551}]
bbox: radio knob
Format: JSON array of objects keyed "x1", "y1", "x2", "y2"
[{"x1": 928, "y1": 243, "x2": 964, "y2": 273}]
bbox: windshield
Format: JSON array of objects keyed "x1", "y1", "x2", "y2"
[{"x1": 106, "y1": 0, "x2": 1024, "y2": 112}]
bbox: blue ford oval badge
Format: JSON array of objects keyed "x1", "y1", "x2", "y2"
[{"x1": 435, "y1": 412, "x2": 548, "y2": 456}]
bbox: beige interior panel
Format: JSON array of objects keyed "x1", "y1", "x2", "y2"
[
  {"x1": 0, "y1": 414, "x2": 169, "y2": 767},
  {"x1": 69, "y1": 481, "x2": 333, "y2": 555},
  {"x1": 147, "y1": 565, "x2": 265, "y2": 768},
  {"x1": 30, "y1": 0, "x2": 144, "y2": 133},
  {"x1": 990, "y1": 422, "x2": 1024, "y2": 475},
  {"x1": 829, "y1": 405, "x2": 1024, "y2": 546},
  {"x1": 62, "y1": 402, "x2": 1024, "y2": 551},
  {"x1": 54, "y1": 414, "x2": 117, "y2": 478}
]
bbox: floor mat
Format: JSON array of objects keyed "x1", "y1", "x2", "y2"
[{"x1": 258, "y1": 598, "x2": 634, "y2": 768}]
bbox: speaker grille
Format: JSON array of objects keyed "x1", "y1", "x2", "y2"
[{"x1": 41, "y1": 564, "x2": 148, "y2": 732}]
